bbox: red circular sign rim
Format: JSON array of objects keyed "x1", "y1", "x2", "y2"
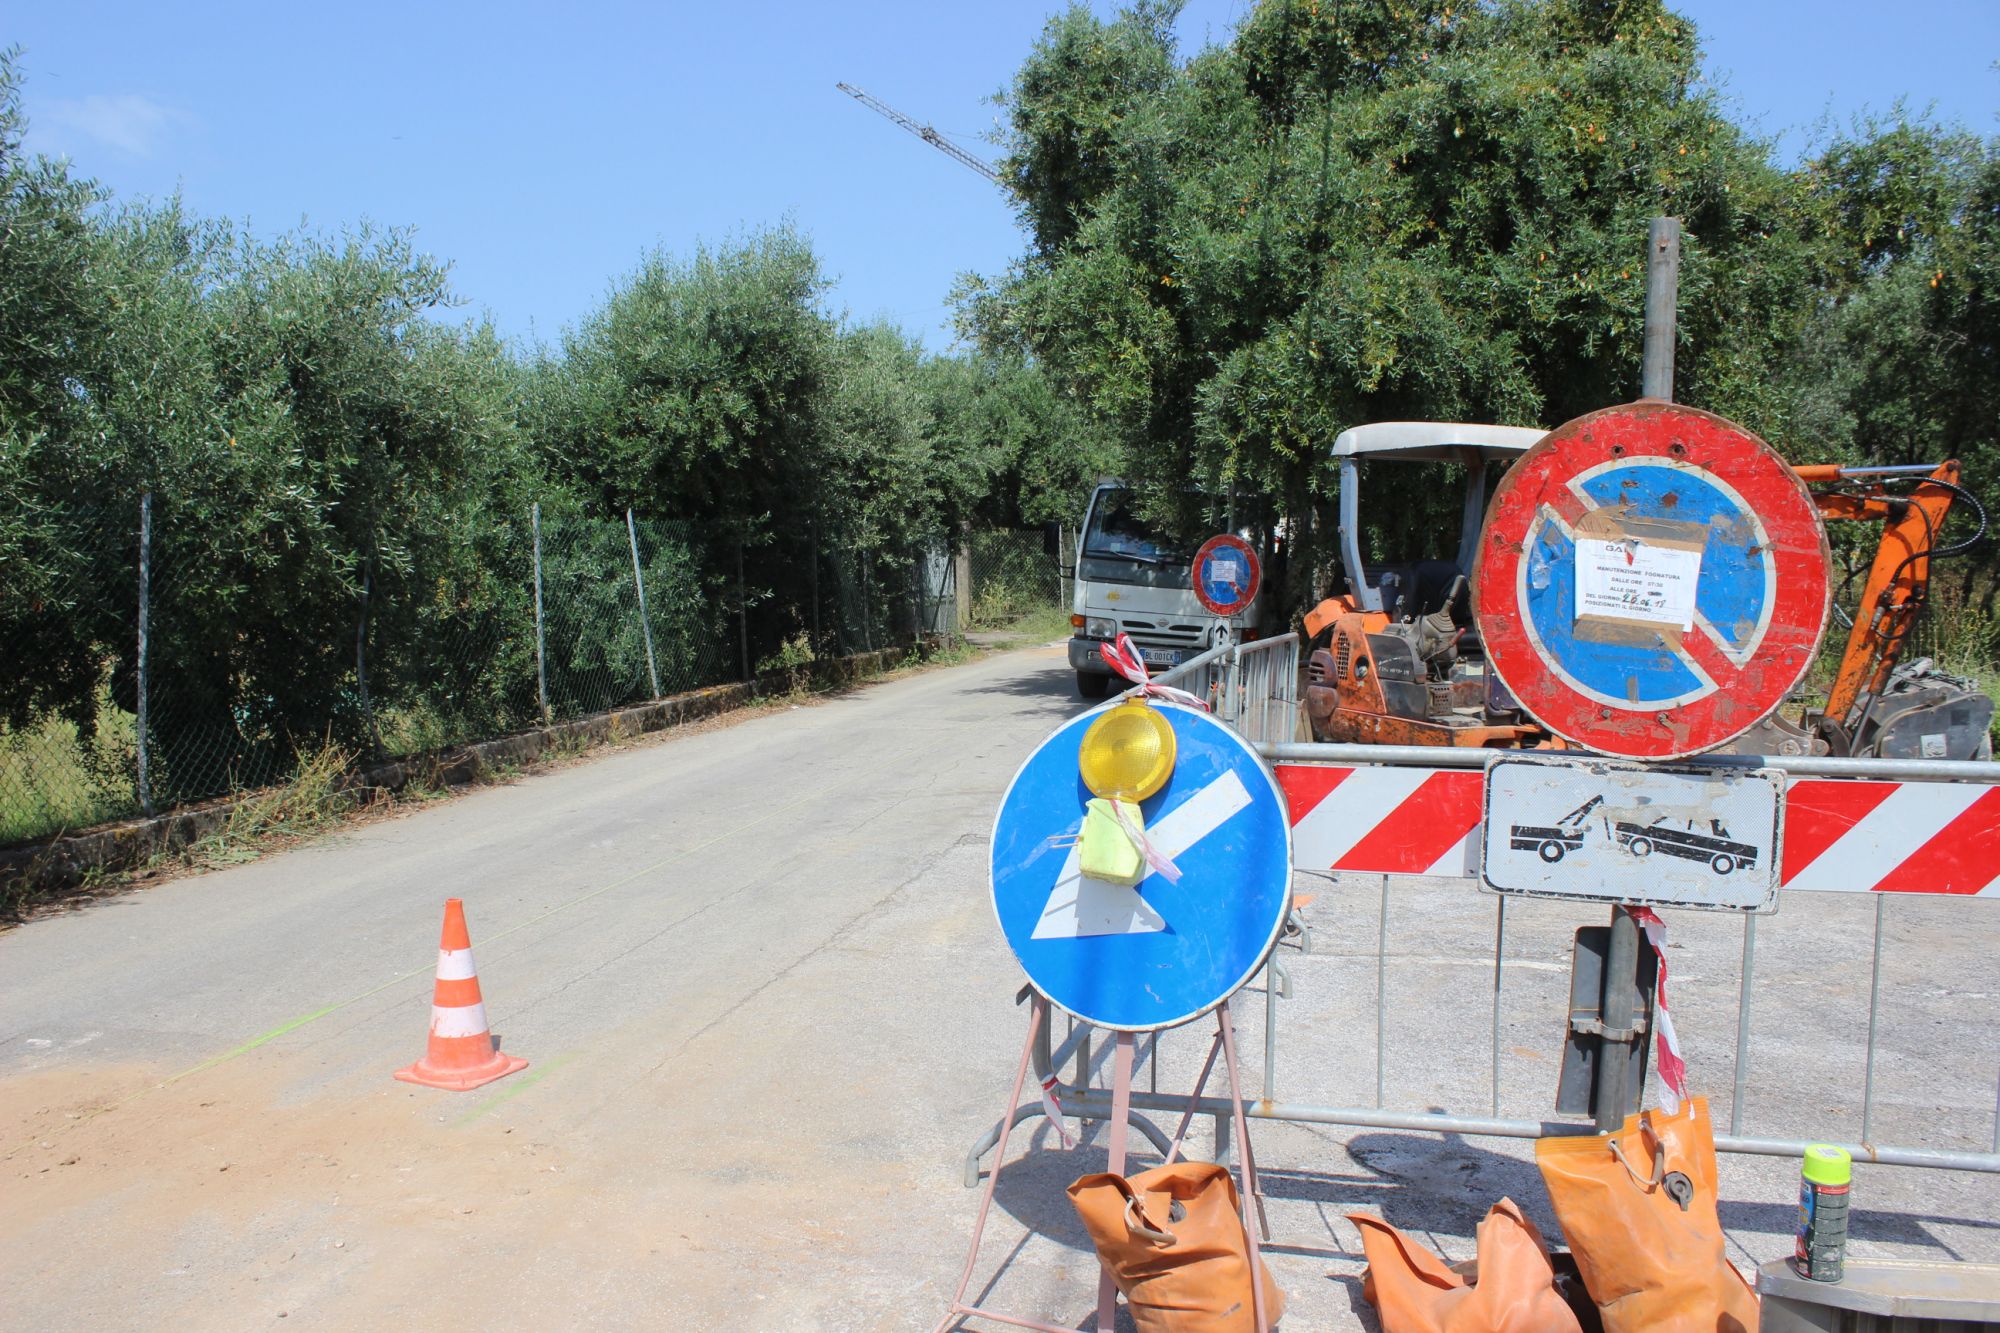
[
  {"x1": 1470, "y1": 401, "x2": 1830, "y2": 760},
  {"x1": 1191, "y1": 534, "x2": 1261, "y2": 617}
]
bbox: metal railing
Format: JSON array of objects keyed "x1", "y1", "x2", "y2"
[
  {"x1": 1138, "y1": 632, "x2": 1302, "y2": 744},
  {"x1": 972, "y1": 656, "x2": 2000, "y2": 1184},
  {"x1": 971, "y1": 839, "x2": 2000, "y2": 1185},
  {"x1": 1247, "y1": 741, "x2": 2000, "y2": 1174}
]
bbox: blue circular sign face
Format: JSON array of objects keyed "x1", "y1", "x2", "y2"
[
  {"x1": 1522, "y1": 461, "x2": 1773, "y2": 709},
  {"x1": 990, "y1": 703, "x2": 1292, "y2": 1031}
]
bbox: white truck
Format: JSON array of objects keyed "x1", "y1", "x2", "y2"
[{"x1": 1065, "y1": 481, "x2": 1279, "y2": 699}]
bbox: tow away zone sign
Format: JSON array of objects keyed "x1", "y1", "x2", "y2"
[{"x1": 1480, "y1": 756, "x2": 1784, "y2": 912}]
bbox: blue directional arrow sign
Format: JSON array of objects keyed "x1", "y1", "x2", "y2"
[{"x1": 990, "y1": 703, "x2": 1293, "y2": 1031}]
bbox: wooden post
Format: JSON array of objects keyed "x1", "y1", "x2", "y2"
[{"x1": 1642, "y1": 216, "x2": 1682, "y2": 402}]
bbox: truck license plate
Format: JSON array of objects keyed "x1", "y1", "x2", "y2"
[{"x1": 1140, "y1": 648, "x2": 1180, "y2": 668}]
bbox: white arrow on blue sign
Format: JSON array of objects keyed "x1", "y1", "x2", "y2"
[{"x1": 990, "y1": 702, "x2": 1292, "y2": 1031}]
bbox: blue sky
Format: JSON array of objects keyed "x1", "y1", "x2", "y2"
[{"x1": 13, "y1": 2, "x2": 1998, "y2": 354}]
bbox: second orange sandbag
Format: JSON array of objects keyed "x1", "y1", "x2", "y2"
[{"x1": 1350, "y1": 1197, "x2": 1584, "y2": 1333}]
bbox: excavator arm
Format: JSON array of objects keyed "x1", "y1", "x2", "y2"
[{"x1": 1796, "y1": 460, "x2": 1963, "y2": 733}]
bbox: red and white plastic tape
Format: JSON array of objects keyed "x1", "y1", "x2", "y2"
[
  {"x1": 1625, "y1": 906, "x2": 1688, "y2": 1113},
  {"x1": 1100, "y1": 633, "x2": 1210, "y2": 712},
  {"x1": 1277, "y1": 764, "x2": 2000, "y2": 896}
]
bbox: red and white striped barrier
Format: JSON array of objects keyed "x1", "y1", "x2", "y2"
[
  {"x1": 1277, "y1": 765, "x2": 1484, "y2": 878},
  {"x1": 1277, "y1": 764, "x2": 2000, "y2": 896}
]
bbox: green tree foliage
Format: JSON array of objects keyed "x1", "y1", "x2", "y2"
[
  {"x1": 1005, "y1": 1, "x2": 1184, "y2": 255},
  {"x1": 147, "y1": 225, "x2": 533, "y2": 782},
  {"x1": 529, "y1": 229, "x2": 1094, "y2": 652},
  {"x1": 1791, "y1": 119, "x2": 1999, "y2": 471},
  {"x1": 824, "y1": 321, "x2": 937, "y2": 552},
  {"x1": 0, "y1": 47, "x2": 126, "y2": 734},
  {"x1": 535, "y1": 227, "x2": 834, "y2": 530},
  {"x1": 972, "y1": 0, "x2": 1832, "y2": 604},
  {"x1": 921, "y1": 347, "x2": 1118, "y2": 527},
  {"x1": 0, "y1": 48, "x2": 1097, "y2": 838},
  {"x1": 0, "y1": 44, "x2": 539, "y2": 792},
  {"x1": 1769, "y1": 116, "x2": 2000, "y2": 600},
  {"x1": 529, "y1": 228, "x2": 883, "y2": 652}
]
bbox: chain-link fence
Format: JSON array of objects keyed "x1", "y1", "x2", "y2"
[
  {"x1": 0, "y1": 497, "x2": 957, "y2": 848},
  {"x1": 0, "y1": 503, "x2": 145, "y2": 843},
  {"x1": 962, "y1": 528, "x2": 1069, "y2": 629}
]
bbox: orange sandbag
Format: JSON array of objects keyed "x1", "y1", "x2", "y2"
[
  {"x1": 1068, "y1": 1161, "x2": 1283, "y2": 1331},
  {"x1": 1350, "y1": 1197, "x2": 1584, "y2": 1333},
  {"x1": 1535, "y1": 1097, "x2": 1759, "y2": 1333}
]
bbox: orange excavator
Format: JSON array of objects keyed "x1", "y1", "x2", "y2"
[
  {"x1": 1302, "y1": 423, "x2": 1990, "y2": 759},
  {"x1": 1802, "y1": 458, "x2": 1991, "y2": 759}
]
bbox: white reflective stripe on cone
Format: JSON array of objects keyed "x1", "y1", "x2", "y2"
[
  {"x1": 431, "y1": 1003, "x2": 490, "y2": 1039},
  {"x1": 435, "y1": 947, "x2": 478, "y2": 981}
]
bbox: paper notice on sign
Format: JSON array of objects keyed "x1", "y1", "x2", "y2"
[
  {"x1": 1208, "y1": 554, "x2": 1243, "y2": 589},
  {"x1": 1575, "y1": 536, "x2": 1702, "y2": 630}
]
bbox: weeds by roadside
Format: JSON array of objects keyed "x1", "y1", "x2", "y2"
[
  {"x1": 990, "y1": 605, "x2": 1072, "y2": 646},
  {"x1": 163, "y1": 743, "x2": 363, "y2": 871},
  {"x1": 905, "y1": 638, "x2": 978, "y2": 670}
]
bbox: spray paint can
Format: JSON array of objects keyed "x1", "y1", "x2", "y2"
[{"x1": 1794, "y1": 1144, "x2": 1851, "y2": 1281}]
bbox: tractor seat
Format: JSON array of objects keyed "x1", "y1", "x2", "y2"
[{"x1": 1374, "y1": 559, "x2": 1467, "y2": 622}]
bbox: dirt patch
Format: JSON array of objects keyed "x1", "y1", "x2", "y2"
[
  {"x1": 3, "y1": 1057, "x2": 584, "y2": 1322},
  {"x1": 0, "y1": 1052, "x2": 933, "y2": 1329}
]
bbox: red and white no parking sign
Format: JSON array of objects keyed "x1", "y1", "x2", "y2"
[
  {"x1": 1471, "y1": 401, "x2": 1830, "y2": 760},
  {"x1": 1192, "y1": 534, "x2": 1261, "y2": 618}
]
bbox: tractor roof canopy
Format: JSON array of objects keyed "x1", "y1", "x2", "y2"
[
  {"x1": 1331, "y1": 422, "x2": 1546, "y2": 463},
  {"x1": 1332, "y1": 421, "x2": 1547, "y2": 613}
]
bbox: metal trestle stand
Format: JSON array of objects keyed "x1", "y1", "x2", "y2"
[{"x1": 933, "y1": 994, "x2": 1271, "y2": 1333}]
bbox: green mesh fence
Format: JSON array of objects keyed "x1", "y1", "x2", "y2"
[
  {"x1": 964, "y1": 529, "x2": 1065, "y2": 628},
  {"x1": 533, "y1": 510, "x2": 736, "y2": 721},
  {"x1": 0, "y1": 504, "x2": 143, "y2": 843},
  {"x1": 0, "y1": 498, "x2": 938, "y2": 849}
]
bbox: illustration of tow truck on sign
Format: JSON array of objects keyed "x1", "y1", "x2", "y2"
[
  {"x1": 1509, "y1": 794, "x2": 1761, "y2": 875},
  {"x1": 1509, "y1": 796, "x2": 1603, "y2": 864}
]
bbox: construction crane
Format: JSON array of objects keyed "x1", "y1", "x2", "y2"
[{"x1": 836, "y1": 82, "x2": 1002, "y2": 185}]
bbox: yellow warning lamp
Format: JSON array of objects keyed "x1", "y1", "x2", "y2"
[
  {"x1": 1079, "y1": 701, "x2": 1177, "y2": 801},
  {"x1": 1077, "y1": 702, "x2": 1177, "y2": 885}
]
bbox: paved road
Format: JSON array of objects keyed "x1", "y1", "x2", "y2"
[{"x1": 4, "y1": 645, "x2": 1997, "y2": 1330}]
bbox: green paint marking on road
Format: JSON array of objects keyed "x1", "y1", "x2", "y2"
[
  {"x1": 160, "y1": 969, "x2": 434, "y2": 1087},
  {"x1": 3, "y1": 967, "x2": 432, "y2": 1159},
  {"x1": 452, "y1": 1050, "x2": 579, "y2": 1126}
]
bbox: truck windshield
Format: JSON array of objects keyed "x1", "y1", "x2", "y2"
[{"x1": 1082, "y1": 490, "x2": 1196, "y2": 567}]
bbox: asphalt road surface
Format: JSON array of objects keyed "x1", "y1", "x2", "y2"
[{"x1": 4, "y1": 644, "x2": 1997, "y2": 1330}]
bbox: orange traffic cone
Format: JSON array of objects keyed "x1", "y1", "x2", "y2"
[{"x1": 394, "y1": 898, "x2": 528, "y2": 1091}]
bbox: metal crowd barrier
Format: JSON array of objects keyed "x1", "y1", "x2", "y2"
[
  {"x1": 1129, "y1": 632, "x2": 1302, "y2": 744},
  {"x1": 1250, "y1": 740, "x2": 2000, "y2": 1173}
]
